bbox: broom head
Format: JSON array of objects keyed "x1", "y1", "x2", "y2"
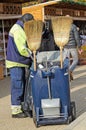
[
  {"x1": 51, "y1": 16, "x2": 73, "y2": 48},
  {"x1": 24, "y1": 20, "x2": 43, "y2": 51}
]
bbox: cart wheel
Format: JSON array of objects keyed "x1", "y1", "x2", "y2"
[
  {"x1": 71, "y1": 101, "x2": 76, "y2": 121},
  {"x1": 32, "y1": 105, "x2": 38, "y2": 127}
]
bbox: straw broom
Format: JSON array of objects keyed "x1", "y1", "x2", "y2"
[
  {"x1": 24, "y1": 20, "x2": 43, "y2": 71},
  {"x1": 51, "y1": 16, "x2": 73, "y2": 68}
]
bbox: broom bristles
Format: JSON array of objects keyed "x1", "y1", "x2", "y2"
[
  {"x1": 51, "y1": 16, "x2": 73, "y2": 47},
  {"x1": 24, "y1": 20, "x2": 43, "y2": 51}
]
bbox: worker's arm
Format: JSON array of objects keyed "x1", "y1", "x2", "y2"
[
  {"x1": 73, "y1": 25, "x2": 83, "y2": 54},
  {"x1": 13, "y1": 26, "x2": 32, "y2": 57}
]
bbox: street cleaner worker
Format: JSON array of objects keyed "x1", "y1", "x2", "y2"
[
  {"x1": 64, "y1": 23, "x2": 82, "y2": 81},
  {"x1": 6, "y1": 13, "x2": 34, "y2": 118}
]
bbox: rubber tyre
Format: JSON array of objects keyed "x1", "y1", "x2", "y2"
[
  {"x1": 32, "y1": 105, "x2": 38, "y2": 127},
  {"x1": 70, "y1": 101, "x2": 76, "y2": 121}
]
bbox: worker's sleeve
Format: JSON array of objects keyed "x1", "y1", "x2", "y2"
[
  {"x1": 73, "y1": 25, "x2": 82, "y2": 48},
  {"x1": 13, "y1": 28, "x2": 32, "y2": 57}
]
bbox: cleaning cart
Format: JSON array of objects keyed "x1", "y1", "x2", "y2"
[
  {"x1": 30, "y1": 51, "x2": 76, "y2": 127},
  {"x1": 24, "y1": 17, "x2": 76, "y2": 127}
]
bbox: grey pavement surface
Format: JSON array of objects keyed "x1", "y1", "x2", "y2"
[
  {"x1": 0, "y1": 65, "x2": 86, "y2": 130},
  {"x1": 64, "y1": 112, "x2": 86, "y2": 130}
]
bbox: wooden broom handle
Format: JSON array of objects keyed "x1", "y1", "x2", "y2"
[
  {"x1": 33, "y1": 51, "x2": 36, "y2": 71},
  {"x1": 60, "y1": 46, "x2": 63, "y2": 69}
]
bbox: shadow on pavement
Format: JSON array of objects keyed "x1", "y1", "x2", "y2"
[{"x1": 0, "y1": 76, "x2": 10, "y2": 98}]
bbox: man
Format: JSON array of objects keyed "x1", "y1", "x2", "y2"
[
  {"x1": 6, "y1": 13, "x2": 34, "y2": 118},
  {"x1": 64, "y1": 23, "x2": 82, "y2": 81}
]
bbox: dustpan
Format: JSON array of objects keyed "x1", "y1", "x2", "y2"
[
  {"x1": 51, "y1": 16, "x2": 73, "y2": 68},
  {"x1": 24, "y1": 20, "x2": 43, "y2": 70}
]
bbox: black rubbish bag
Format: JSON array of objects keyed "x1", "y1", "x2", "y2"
[{"x1": 21, "y1": 68, "x2": 33, "y2": 117}]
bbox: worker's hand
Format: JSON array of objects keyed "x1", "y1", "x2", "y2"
[{"x1": 78, "y1": 48, "x2": 83, "y2": 55}]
